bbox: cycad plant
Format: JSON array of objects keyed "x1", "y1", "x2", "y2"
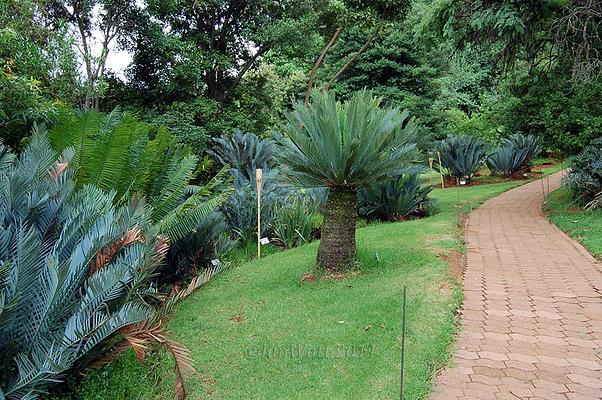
[
  {"x1": 566, "y1": 137, "x2": 602, "y2": 209},
  {"x1": 487, "y1": 134, "x2": 543, "y2": 178},
  {"x1": 208, "y1": 129, "x2": 276, "y2": 178},
  {"x1": 437, "y1": 135, "x2": 489, "y2": 182},
  {"x1": 47, "y1": 108, "x2": 229, "y2": 275},
  {"x1": 0, "y1": 134, "x2": 183, "y2": 398},
  {"x1": 358, "y1": 174, "x2": 433, "y2": 221},
  {"x1": 486, "y1": 146, "x2": 529, "y2": 177},
  {"x1": 501, "y1": 134, "x2": 542, "y2": 166},
  {"x1": 276, "y1": 90, "x2": 420, "y2": 270}
]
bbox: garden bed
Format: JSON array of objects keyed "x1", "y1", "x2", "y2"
[{"x1": 433, "y1": 170, "x2": 550, "y2": 188}]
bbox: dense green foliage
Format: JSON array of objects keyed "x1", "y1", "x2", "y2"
[
  {"x1": 565, "y1": 138, "x2": 602, "y2": 209},
  {"x1": 319, "y1": 24, "x2": 440, "y2": 134},
  {"x1": 426, "y1": 0, "x2": 602, "y2": 153},
  {"x1": 0, "y1": 1, "x2": 79, "y2": 150}
]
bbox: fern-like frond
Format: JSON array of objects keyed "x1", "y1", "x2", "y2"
[
  {"x1": 158, "y1": 192, "x2": 227, "y2": 243},
  {"x1": 149, "y1": 154, "x2": 198, "y2": 223}
]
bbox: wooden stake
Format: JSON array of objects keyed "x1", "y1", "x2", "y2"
[
  {"x1": 256, "y1": 168, "x2": 263, "y2": 258},
  {"x1": 437, "y1": 151, "x2": 445, "y2": 189},
  {"x1": 428, "y1": 157, "x2": 434, "y2": 186}
]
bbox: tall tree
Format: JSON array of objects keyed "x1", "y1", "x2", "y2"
[
  {"x1": 47, "y1": 0, "x2": 136, "y2": 108},
  {"x1": 427, "y1": 0, "x2": 602, "y2": 82},
  {"x1": 123, "y1": 0, "x2": 327, "y2": 106},
  {"x1": 0, "y1": 0, "x2": 80, "y2": 149},
  {"x1": 303, "y1": 0, "x2": 412, "y2": 104},
  {"x1": 318, "y1": 23, "x2": 441, "y2": 134}
]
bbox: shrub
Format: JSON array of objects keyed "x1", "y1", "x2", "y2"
[
  {"x1": 208, "y1": 130, "x2": 276, "y2": 178},
  {"x1": 565, "y1": 138, "x2": 602, "y2": 209},
  {"x1": 223, "y1": 165, "x2": 291, "y2": 244},
  {"x1": 501, "y1": 134, "x2": 542, "y2": 165},
  {"x1": 165, "y1": 211, "x2": 234, "y2": 281},
  {"x1": 48, "y1": 108, "x2": 228, "y2": 283},
  {"x1": 0, "y1": 135, "x2": 182, "y2": 398},
  {"x1": 270, "y1": 198, "x2": 323, "y2": 248},
  {"x1": 486, "y1": 146, "x2": 529, "y2": 177},
  {"x1": 276, "y1": 90, "x2": 420, "y2": 270},
  {"x1": 437, "y1": 134, "x2": 489, "y2": 182},
  {"x1": 487, "y1": 134, "x2": 543, "y2": 178},
  {"x1": 358, "y1": 174, "x2": 434, "y2": 221}
]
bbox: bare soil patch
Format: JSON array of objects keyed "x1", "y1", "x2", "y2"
[{"x1": 442, "y1": 249, "x2": 464, "y2": 282}]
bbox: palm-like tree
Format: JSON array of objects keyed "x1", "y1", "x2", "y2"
[{"x1": 276, "y1": 90, "x2": 421, "y2": 270}]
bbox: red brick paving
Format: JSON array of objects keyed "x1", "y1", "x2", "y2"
[{"x1": 431, "y1": 173, "x2": 602, "y2": 400}]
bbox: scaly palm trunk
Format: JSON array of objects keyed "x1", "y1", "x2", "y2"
[{"x1": 317, "y1": 189, "x2": 357, "y2": 270}]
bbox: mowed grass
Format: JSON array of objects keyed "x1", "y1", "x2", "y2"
[
  {"x1": 546, "y1": 187, "x2": 602, "y2": 259},
  {"x1": 66, "y1": 172, "x2": 557, "y2": 400}
]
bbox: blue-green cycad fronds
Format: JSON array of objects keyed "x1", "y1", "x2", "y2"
[
  {"x1": 276, "y1": 90, "x2": 422, "y2": 190},
  {"x1": 208, "y1": 129, "x2": 276, "y2": 178},
  {"x1": 0, "y1": 133, "x2": 169, "y2": 398},
  {"x1": 501, "y1": 134, "x2": 542, "y2": 165},
  {"x1": 437, "y1": 134, "x2": 490, "y2": 181}
]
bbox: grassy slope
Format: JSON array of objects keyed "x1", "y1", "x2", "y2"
[
  {"x1": 546, "y1": 187, "x2": 602, "y2": 258},
  {"x1": 69, "y1": 170, "x2": 560, "y2": 400}
]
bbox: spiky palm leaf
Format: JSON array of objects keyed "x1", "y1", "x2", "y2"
[
  {"x1": 437, "y1": 135, "x2": 490, "y2": 181},
  {"x1": 276, "y1": 90, "x2": 421, "y2": 189},
  {"x1": 486, "y1": 146, "x2": 529, "y2": 177},
  {"x1": 501, "y1": 134, "x2": 542, "y2": 165},
  {"x1": 208, "y1": 129, "x2": 275, "y2": 177},
  {"x1": 47, "y1": 108, "x2": 227, "y2": 250},
  {"x1": 0, "y1": 134, "x2": 195, "y2": 399}
]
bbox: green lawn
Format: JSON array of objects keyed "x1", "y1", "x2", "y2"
[
  {"x1": 546, "y1": 187, "x2": 602, "y2": 259},
  {"x1": 65, "y1": 171, "x2": 559, "y2": 400}
]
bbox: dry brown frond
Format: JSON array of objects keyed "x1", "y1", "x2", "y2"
[
  {"x1": 48, "y1": 161, "x2": 69, "y2": 180},
  {"x1": 89, "y1": 225, "x2": 146, "y2": 274}
]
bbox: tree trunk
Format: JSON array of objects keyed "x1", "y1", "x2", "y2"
[{"x1": 317, "y1": 189, "x2": 357, "y2": 271}]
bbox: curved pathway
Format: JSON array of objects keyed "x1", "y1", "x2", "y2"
[{"x1": 431, "y1": 173, "x2": 602, "y2": 400}]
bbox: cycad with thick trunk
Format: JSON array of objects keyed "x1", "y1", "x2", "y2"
[{"x1": 277, "y1": 90, "x2": 421, "y2": 270}]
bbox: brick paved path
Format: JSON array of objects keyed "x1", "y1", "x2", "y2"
[{"x1": 431, "y1": 173, "x2": 602, "y2": 400}]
